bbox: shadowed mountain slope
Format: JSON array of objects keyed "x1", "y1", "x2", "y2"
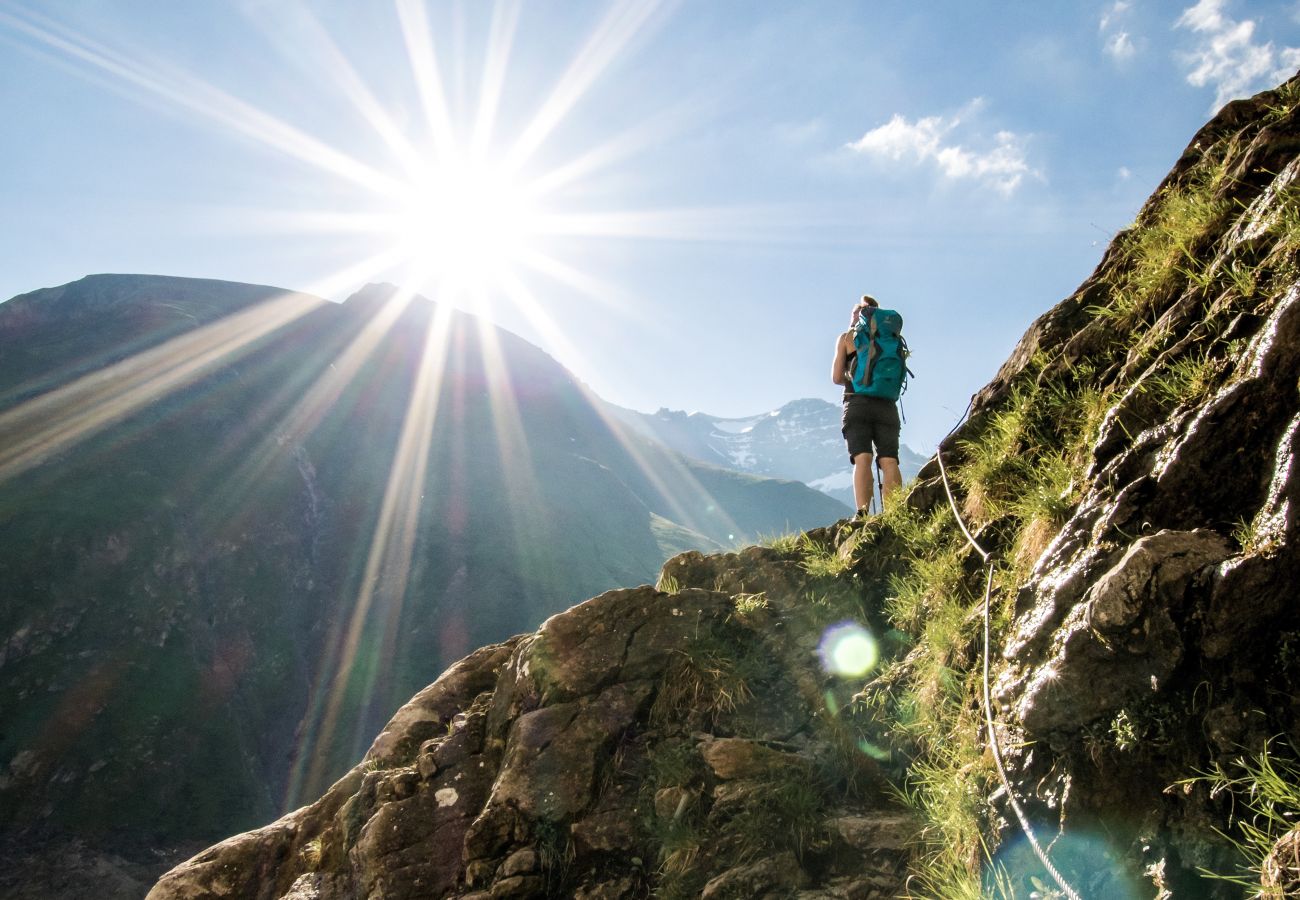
[
  {"x1": 149, "y1": 74, "x2": 1300, "y2": 899},
  {"x1": 0, "y1": 274, "x2": 845, "y2": 894}
]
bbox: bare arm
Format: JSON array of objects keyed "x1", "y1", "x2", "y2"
[{"x1": 831, "y1": 332, "x2": 851, "y2": 386}]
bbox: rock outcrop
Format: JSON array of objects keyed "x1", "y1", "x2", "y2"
[
  {"x1": 150, "y1": 545, "x2": 914, "y2": 899},
  {"x1": 152, "y1": 75, "x2": 1300, "y2": 899}
]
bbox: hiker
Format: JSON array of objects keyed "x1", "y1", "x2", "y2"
[{"x1": 832, "y1": 294, "x2": 904, "y2": 515}]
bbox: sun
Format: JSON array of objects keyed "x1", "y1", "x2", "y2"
[
  {"x1": 384, "y1": 150, "x2": 542, "y2": 298},
  {"x1": 0, "y1": 0, "x2": 701, "y2": 317}
]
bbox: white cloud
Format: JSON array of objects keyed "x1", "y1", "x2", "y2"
[
  {"x1": 1106, "y1": 31, "x2": 1138, "y2": 60},
  {"x1": 1179, "y1": 0, "x2": 1228, "y2": 32},
  {"x1": 1100, "y1": 1, "x2": 1142, "y2": 64},
  {"x1": 1176, "y1": 0, "x2": 1300, "y2": 109},
  {"x1": 845, "y1": 102, "x2": 1040, "y2": 195},
  {"x1": 1118, "y1": 165, "x2": 1134, "y2": 179}
]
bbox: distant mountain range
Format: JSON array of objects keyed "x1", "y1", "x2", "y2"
[
  {"x1": 0, "y1": 274, "x2": 847, "y2": 892},
  {"x1": 607, "y1": 398, "x2": 927, "y2": 508}
]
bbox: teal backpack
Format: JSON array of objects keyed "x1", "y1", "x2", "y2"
[{"x1": 849, "y1": 307, "x2": 912, "y2": 400}]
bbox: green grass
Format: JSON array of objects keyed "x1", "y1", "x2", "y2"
[
  {"x1": 1262, "y1": 78, "x2": 1300, "y2": 122},
  {"x1": 886, "y1": 543, "x2": 966, "y2": 635},
  {"x1": 1089, "y1": 169, "x2": 1231, "y2": 332},
  {"x1": 955, "y1": 387, "x2": 1035, "y2": 526},
  {"x1": 894, "y1": 706, "x2": 997, "y2": 899},
  {"x1": 1225, "y1": 258, "x2": 1260, "y2": 300},
  {"x1": 761, "y1": 531, "x2": 803, "y2": 553},
  {"x1": 1145, "y1": 348, "x2": 1222, "y2": 409},
  {"x1": 1008, "y1": 450, "x2": 1077, "y2": 574},
  {"x1": 722, "y1": 770, "x2": 829, "y2": 863},
  {"x1": 1182, "y1": 741, "x2": 1300, "y2": 896},
  {"x1": 732, "y1": 591, "x2": 769, "y2": 616},
  {"x1": 796, "y1": 532, "x2": 856, "y2": 578},
  {"x1": 656, "y1": 572, "x2": 682, "y2": 594},
  {"x1": 1268, "y1": 185, "x2": 1300, "y2": 253},
  {"x1": 650, "y1": 627, "x2": 768, "y2": 727},
  {"x1": 1232, "y1": 513, "x2": 1284, "y2": 557},
  {"x1": 640, "y1": 736, "x2": 708, "y2": 897}
]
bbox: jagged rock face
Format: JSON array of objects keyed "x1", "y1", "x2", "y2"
[
  {"x1": 149, "y1": 546, "x2": 915, "y2": 900},
  {"x1": 915, "y1": 76, "x2": 1300, "y2": 895}
]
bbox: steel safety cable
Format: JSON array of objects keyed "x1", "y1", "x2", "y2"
[{"x1": 934, "y1": 402, "x2": 1083, "y2": 900}]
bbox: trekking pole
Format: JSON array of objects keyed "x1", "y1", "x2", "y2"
[{"x1": 876, "y1": 457, "x2": 884, "y2": 513}]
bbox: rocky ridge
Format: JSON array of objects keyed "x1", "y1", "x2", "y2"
[
  {"x1": 151, "y1": 75, "x2": 1300, "y2": 898},
  {"x1": 150, "y1": 537, "x2": 914, "y2": 899}
]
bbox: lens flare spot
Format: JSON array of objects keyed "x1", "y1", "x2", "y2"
[
  {"x1": 985, "y1": 828, "x2": 1143, "y2": 900},
  {"x1": 858, "y1": 739, "x2": 890, "y2": 761},
  {"x1": 823, "y1": 690, "x2": 840, "y2": 716},
  {"x1": 818, "y1": 621, "x2": 878, "y2": 678}
]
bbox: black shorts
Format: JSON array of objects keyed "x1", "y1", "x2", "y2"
[{"x1": 841, "y1": 394, "x2": 900, "y2": 463}]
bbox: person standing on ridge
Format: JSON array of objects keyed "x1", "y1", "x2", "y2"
[{"x1": 832, "y1": 294, "x2": 904, "y2": 515}]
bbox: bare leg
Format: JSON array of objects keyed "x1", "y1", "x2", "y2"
[
  {"x1": 852, "y1": 452, "x2": 874, "y2": 512},
  {"x1": 878, "y1": 457, "x2": 902, "y2": 502}
]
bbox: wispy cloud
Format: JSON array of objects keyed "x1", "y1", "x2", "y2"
[
  {"x1": 1106, "y1": 31, "x2": 1138, "y2": 60},
  {"x1": 1100, "y1": 1, "x2": 1141, "y2": 63},
  {"x1": 845, "y1": 100, "x2": 1040, "y2": 195},
  {"x1": 1176, "y1": 0, "x2": 1300, "y2": 109},
  {"x1": 1101, "y1": 1, "x2": 1132, "y2": 33}
]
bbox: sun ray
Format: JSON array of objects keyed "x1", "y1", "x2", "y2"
[
  {"x1": 0, "y1": 249, "x2": 405, "y2": 489},
  {"x1": 239, "y1": 0, "x2": 428, "y2": 179},
  {"x1": 515, "y1": 247, "x2": 637, "y2": 315},
  {"x1": 395, "y1": 0, "x2": 457, "y2": 161},
  {"x1": 471, "y1": 315, "x2": 551, "y2": 617},
  {"x1": 492, "y1": 270, "x2": 741, "y2": 541},
  {"x1": 470, "y1": 0, "x2": 522, "y2": 154},
  {"x1": 524, "y1": 96, "x2": 708, "y2": 199},
  {"x1": 298, "y1": 245, "x2": 414, "y2": 298},
  {"x1": 201, "y1": 208, "x2": 410, "y2": 237},
  {"x1": 474, "y1": 315, "x2": 537, "y2": 480},
  {"x1": 0, "y1": 291, "x2": 321, "y2": 486},
  {"x1": 583, "y1": 381, "x2": 747, "y2": 543},
  {"x1": 504, "y1": 0, "x2": 673, "y2": 171},
  {"x1": 200, "y1": 284, "x2": 418, "y2": 530},
  {"x1": 497, "y1": 272, "x2": 593, "y2": 378},
  {"x1": 293, "y1": 295, "x2": 454, "y2": 799},
  {"x1": 0, "y1": 6, "x2": 402, "y2": 196}
]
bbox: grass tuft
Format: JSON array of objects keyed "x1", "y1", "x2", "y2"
[{"x1": 1181, "y1": 741, "x2": 1300, "y2": 896}]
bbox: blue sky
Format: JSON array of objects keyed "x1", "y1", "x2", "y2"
[{"x1": 2, "y1": 1, "x2": 1299, "y2": 452}]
